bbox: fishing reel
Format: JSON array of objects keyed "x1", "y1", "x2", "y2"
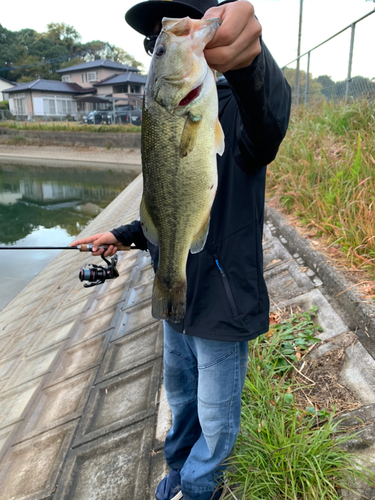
[{"x1": 79, "y1": 253, "x2": 119, "y2": 287}]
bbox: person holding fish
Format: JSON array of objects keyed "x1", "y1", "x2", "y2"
[{"x1": 72, "y1": 0, "x2": 291, "y2": 498}]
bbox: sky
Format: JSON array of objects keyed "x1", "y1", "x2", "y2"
[{"x1": 1, "y1": 0, "x2": 374, "y2": 82}]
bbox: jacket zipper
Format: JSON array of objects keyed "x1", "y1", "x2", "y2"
[{"x1": 214, "y1": 255, "x2": 239, "y2": 317}]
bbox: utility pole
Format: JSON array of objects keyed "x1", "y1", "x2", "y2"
[{"x1": 295, "y1": 0, "x2": 304, "y2": 106}]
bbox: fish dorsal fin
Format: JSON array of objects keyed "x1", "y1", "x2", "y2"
[
  {"x1": 179, "y1": 114, "x2": 202, "y2": 158},
  {"x1": 190, "y1": 214, "x2": 210, "y2": 254},
  {"x1": 140, "y1": 195, "x2": 159, "y2": 246},
  {"x1": 215, "y1": 118, "x2": 225, "y2": 156}
]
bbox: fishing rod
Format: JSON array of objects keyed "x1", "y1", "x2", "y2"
[
  {"x1": 0, "y1": 244, "x2": 136, "y2": 252},
  {"x1": 0, "y1": 244, "x2": 141, "y2": 288}
]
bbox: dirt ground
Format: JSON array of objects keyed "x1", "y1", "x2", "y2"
[{"x1": 292, "y1": 343, "x2": 361, "y2": 416}]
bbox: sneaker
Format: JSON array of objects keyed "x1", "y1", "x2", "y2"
[{"x1": 155, "y1": 469, "x2": 182, "y2": 500}]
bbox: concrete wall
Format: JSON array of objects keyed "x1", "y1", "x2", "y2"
[{"x1": 0, "y1": 127, "x2": 141, "y2": 149}]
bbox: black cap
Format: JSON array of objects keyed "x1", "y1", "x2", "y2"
[{"x1": 125, "y1": 0, "x2": 220, "y2": 36}]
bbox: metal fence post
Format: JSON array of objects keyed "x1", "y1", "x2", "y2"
[
  {"x1": 345, "y1": 22, "x2": 356, "y2": 100},
  {"x1": 282, "y1": 9, "x2": 374, "y2": 105},
  {"x1": 304, "y1": 51, "x2": 311, "y2": 105}
]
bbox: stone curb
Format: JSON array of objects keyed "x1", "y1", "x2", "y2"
[{"x1": 265, "y1": 205, "x2": 375, "y2": 359}]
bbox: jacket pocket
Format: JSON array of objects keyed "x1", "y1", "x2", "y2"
[{"x1": 213, "y1": 253, "x2": 239, "y2": 318}]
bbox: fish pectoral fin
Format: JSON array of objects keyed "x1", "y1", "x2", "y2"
[
  {"x1": 179, "y1": 114, "x2": 202, "y2": 159},
  {"x1": 140, "y1": 195, "x2": 159, "y2": 246},
  {"x1": 215, "y1": 118, "x2": 225, "y2": 156},
  {"x1": 190, "y1": 214, "x2": 210, "y2": 254}
]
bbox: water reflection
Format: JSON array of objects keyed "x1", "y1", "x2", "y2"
[
  {"x1": 0, "y1": 164, "x2": 137, "y2": 244},
  {"x1": 0, "y1": 163, "x2": 138, "y2": 310}
]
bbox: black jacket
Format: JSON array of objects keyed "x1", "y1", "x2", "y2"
[{"x1": 112, "y1": 41, "x2": 291, "y2": 342}]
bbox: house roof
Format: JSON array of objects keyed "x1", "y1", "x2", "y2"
[
  {"x1": 56, "y1": 59, "x2": 139, "y2": 74},
  {"x1": 5, "y1": 79, "x2": 95, "y2": 95},
  {"x1": 94, "y1": 72, "x2": 147, "y2": 87},
  {"x1": 0, "y1": 76, "x2": 17, "y2": 85}
]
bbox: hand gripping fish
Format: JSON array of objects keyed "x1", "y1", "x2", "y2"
[{"x1": 141, "y1": 16, "x2": 225, "y2": 323}]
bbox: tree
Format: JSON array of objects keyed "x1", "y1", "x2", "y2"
[
  {"x1": 316, "y1": 75, "x2": 336, "y2": 100},
  {"x1": 0, "y1": 22, "x2": 144, "y2": 82},
  {"x1": 46, "y1": 22, "x2": 81, "y2": 52},
  {"x1": 0, "y1": 24, "x2": 22, "y2": 79},
  {"x1": 283, "y1": 67, "x2": 325, "y2": 103},
  {"x1": 81, "y1": 40, "x2": 144, "y2": 69}
]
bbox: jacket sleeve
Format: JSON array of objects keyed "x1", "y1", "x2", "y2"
[
  {"x1": 110, "y1": 220, "x2": 149, "y2": 251},
  {"x1": 224, "y1": 39, "x2": 291, "y2": 173}
]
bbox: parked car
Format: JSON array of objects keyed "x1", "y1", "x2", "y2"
[
  {"x1": 129, "y1": 109, "x2": 142, "y2": 126},
  {"x1": 82, "y1": 110, "x2": 112, "y2": 125},
  {"x1": 115, "y1": 109, "x2": 142, "y2": 126}
]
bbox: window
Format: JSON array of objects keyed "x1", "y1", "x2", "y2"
[
  {"x1": 42, "y1": 96, "x2": 77, "y2": 116},
  {"x1": 62, "y1": 75, "x2": 71, "y2": 82},
  {"x1": 130, "y1": 84, "x2": 141, "y2": 93},
  {"x1": 81, "y1": 74, "x2": 84, "y2": 83},
  {"x1": 86, "y1": 72, "x2": 97, "y2": 82},
  {"x1": 56, "y1": 98, "x2": 76, "y2": 115},
  {"x1": 14, "y1": 95, "x2": 26, "y2": 115},
  {"x1": 43, "y1": 98, "x2": 56, "y2": 115},
  {"x1": 113, "y1": 85, "x2": 128, "y2": 94}
]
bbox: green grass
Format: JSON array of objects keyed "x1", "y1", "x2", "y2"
[
  {"x1": 267, "y1": 99, "x2": 375, "y2": 278},
  {"x1": 0, "y1": 121, "x2": 141, "y2": 133},
  {"x1": 223, "y1": 308, "x2": 375, "y2": 499}
]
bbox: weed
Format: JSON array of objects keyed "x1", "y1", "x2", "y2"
[
  {"x1": 223, "y1": 308, "x2": 375, "y2": 499},
  {"x1": 0, "y1": 122, "x2": 141, "y2": 133},
  {"x1": 267, "y1": 99, "x2": 375, "y2": 278},
  {"x1": 7, "y1": 135, "x2": 27, "y2": 145}
]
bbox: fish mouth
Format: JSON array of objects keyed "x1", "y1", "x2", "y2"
[{"x1": 178, "y1": 84, "x2": 203, "y2": 107}]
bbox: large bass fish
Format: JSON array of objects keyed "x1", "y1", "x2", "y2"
[{"x1": 141, "y1": 16, "x2": 225, "y2": 323}]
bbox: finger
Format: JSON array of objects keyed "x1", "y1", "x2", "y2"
[
  {"x1": 206, "y1": 35, "x2": 260, "y2": 73},
  {"x1": 205, "y1": 17, "x2": 261, "y2": 71},
  {"x1": 92, "y1": 241, "x2": 106, "y2": 253},
  {"x1": 70, "y1": 238, "x2": 91, "y2": 247},
  {"x1": 70, "y1": 234, "x2": 101, "y2": 247},
  {"x1": 103, "y1": 245, "x2": 115, "y2": 257}
]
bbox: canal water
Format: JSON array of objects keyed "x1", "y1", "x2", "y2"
[{"x1": 0, "y1": 164, "x2": 138, "y2": 311}]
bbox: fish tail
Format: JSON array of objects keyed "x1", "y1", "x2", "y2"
[{"x1": 152, "y1": 274, "x2": 187, "y2": 323}]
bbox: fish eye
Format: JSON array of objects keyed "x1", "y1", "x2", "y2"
[{"x1": 155, "y1": 44, "x2": 166, "y2": 57}]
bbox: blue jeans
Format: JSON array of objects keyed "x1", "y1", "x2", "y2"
[{"x1": 163, "y1": 322, "x2": 249, "y2": 500}]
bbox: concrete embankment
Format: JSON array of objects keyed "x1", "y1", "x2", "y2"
[
  {"x1": 0, "y1": 127, "x2": 141, "y2": 149},
  {"x1": 0, "y1": 143, "x2": 142, "y2": 171}
]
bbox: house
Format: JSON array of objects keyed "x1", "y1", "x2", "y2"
[
  {"x1": 4, "y1": 59, "x2": 146, "y2": 120},
  {"x1": 5, "y1": 80, "x2": 96, "y2": 120},
  {"x1": 0, "y1": 76, "x2": 18, "y2": 101}
]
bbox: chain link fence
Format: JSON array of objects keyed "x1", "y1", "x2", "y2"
[
  {"x1": 0, "y1": 108, "x2": 142, "y2": 125},
  {"x1": 283, "y1": 9, "x2": 375, "y2": 105}
]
